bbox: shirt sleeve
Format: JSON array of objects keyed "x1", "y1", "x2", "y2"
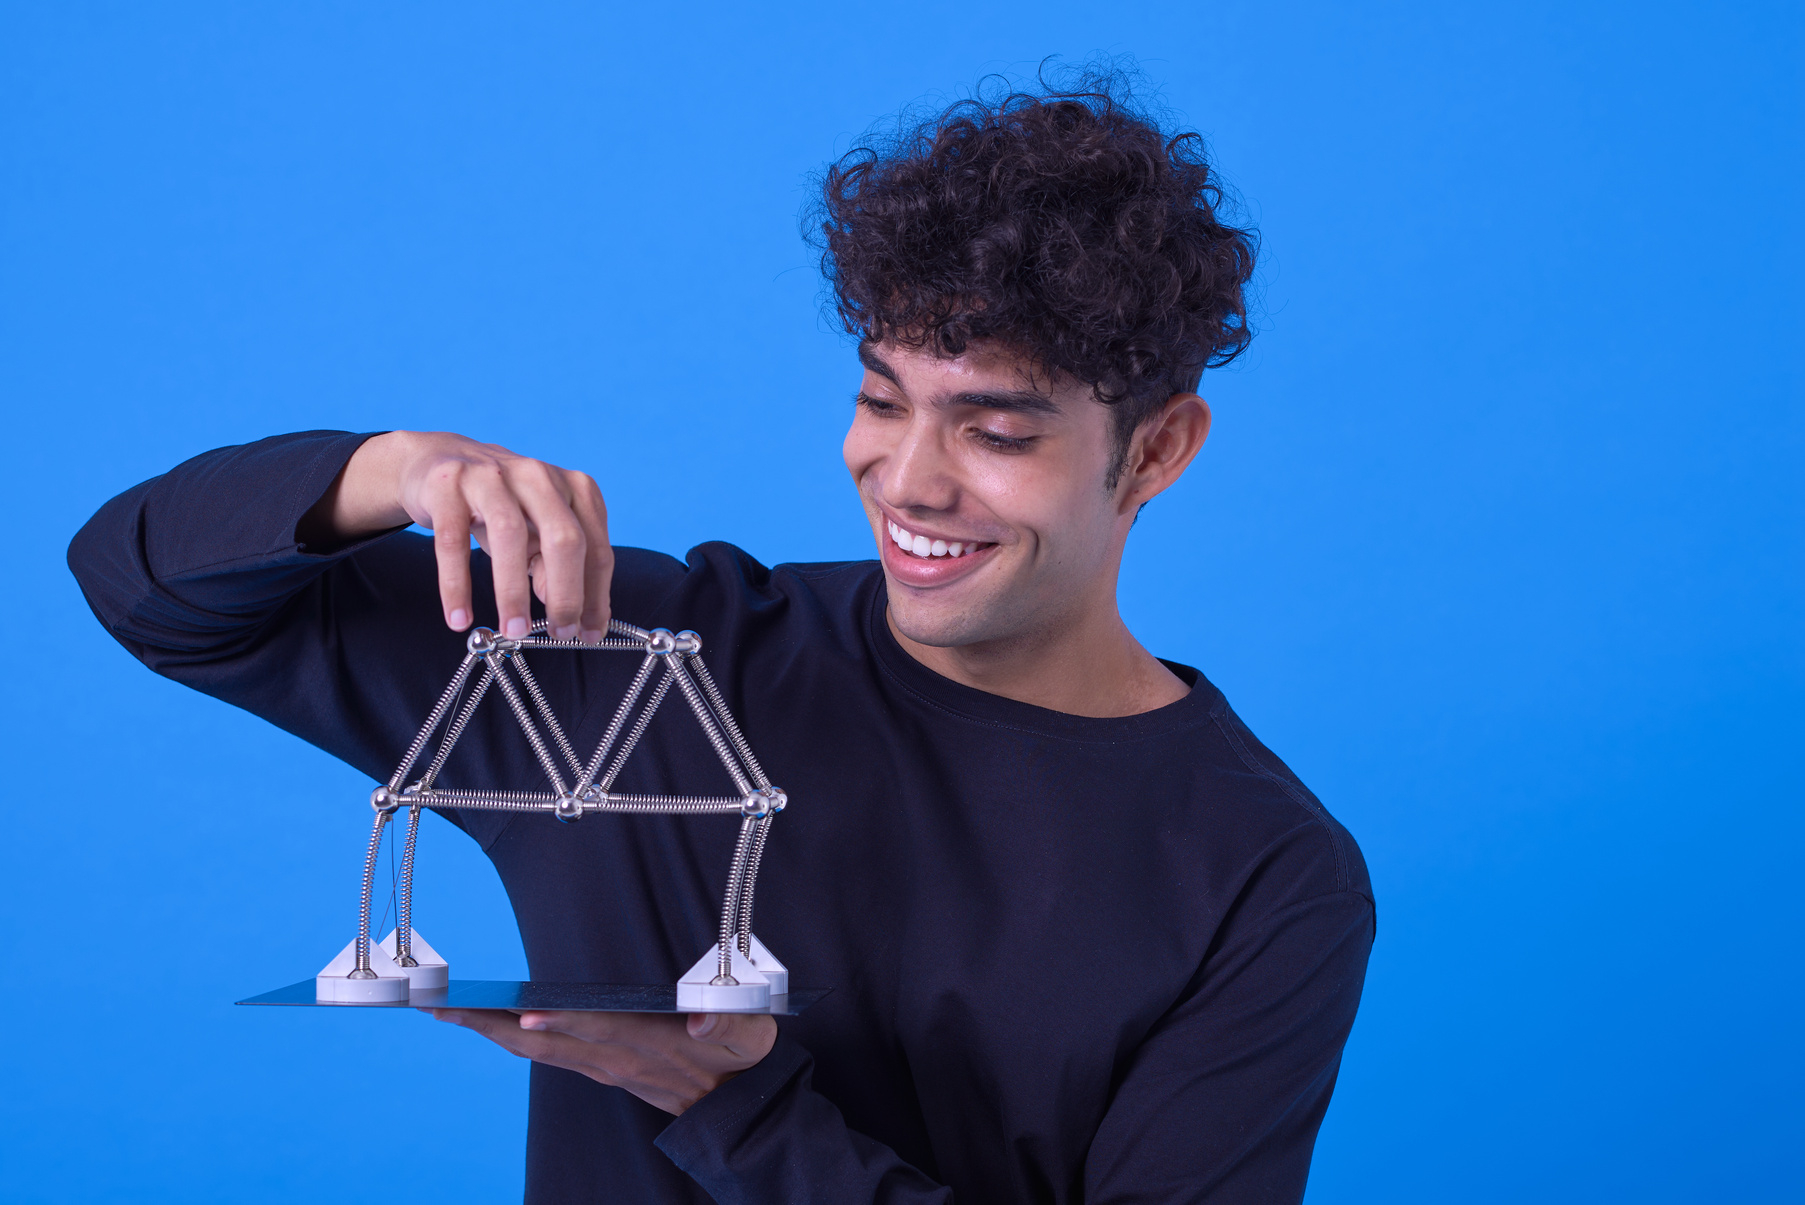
[
  {"x1": 65, "y1": 431, "x2": 688, "y2": 846},
  {"x1": 66, "y1": 430, "x2": 461, "y2": 788},
  {"x1": 656, "y1": 888, "x2": 1372, "y2": 1205}
]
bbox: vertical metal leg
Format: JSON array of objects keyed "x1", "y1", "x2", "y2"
[
  {"x1": 395, "y1": 804, "x2": 422, "y2": 966},
  {"x1": 736, "y1": 816, "x2": 771, "y2": 955},
  {"x1": 715, "y1": 817, "x2": 758, "y2": 983},
  {"x1": 352, "y1": 810, "x2": 392, "y2": 978}
]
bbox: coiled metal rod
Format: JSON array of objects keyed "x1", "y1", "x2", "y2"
[
  {"x1": 509, "y1": 653, "x2": 583, "y2": 776},
  {"x1": 598, "y1": 665, "x2": 677, "y2": 791},
  {"x1": 574, "y1": 653, "x2": 658, "y2": 794},
  {"x1": 671, "y1": 659, "x2": 753, "y2": 796},
  {"x1": 352, "y1": 810, "x2": 391, "y2": 976},
  {"x1": 687, "y1": 655, "x2": 770, "y2": 789},
  {"x1": 396, "y1": 804, "x2": 422, "y2": 964},
  {"x1": 485, "y1": 652, "x2": 569, "y2": 797},
  {"x1": 386, "y1": 654, "x2": 479, "y2": 791}
]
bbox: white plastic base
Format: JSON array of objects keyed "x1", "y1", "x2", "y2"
[
  {"x1": 315, "y1": 937, "x2": 411, "y2": 1002},
  {"x1": 675, "y1": 935, "x2": 789, "y2": 1011},
  {"x1": 377, "y1": 928, "x2": 449, "y2": 989}
]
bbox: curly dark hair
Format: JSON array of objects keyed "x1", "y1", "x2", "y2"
[{"x1": 811, "y1": 67, "x2": 1258, "y2": 477}]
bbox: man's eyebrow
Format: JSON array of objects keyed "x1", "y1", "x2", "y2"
[
  {"x1": 943, "y1": 389, "x2": 1062, "y2": 417},
  {"x1": 857, "y1": 343, "x2": 899, "y2": 384},
  {"x1": 857, "y1": 342, "x2": 1061, "y2": 415}
]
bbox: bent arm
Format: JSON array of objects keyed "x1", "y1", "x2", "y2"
[{"x1": 67, "y1": 430, "x2": 468, "y2": 782}]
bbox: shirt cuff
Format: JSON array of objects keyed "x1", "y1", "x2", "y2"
[{"x1": 654, "y1": 1031, "x2": 812, "y2": 1172}]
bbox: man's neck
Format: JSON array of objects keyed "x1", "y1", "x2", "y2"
[{"x1": 886, "y1": 602, "x2": 1190, "y2": 719}]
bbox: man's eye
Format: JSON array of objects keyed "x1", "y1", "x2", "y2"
[
  {"x1": 974, "y1": 428, "x2": 1037, "y2": 452},
  {"x1": 855, "y1": 392, "x2": 902, "y2": 415}
]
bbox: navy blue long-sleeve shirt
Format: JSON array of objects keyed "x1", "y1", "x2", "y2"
[{"x1": 68, "y1": 431, "x2": 1374, "y2": 1204}]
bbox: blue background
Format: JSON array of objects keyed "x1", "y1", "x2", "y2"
[{"x1": 2, "y1": 3, "x2": 1798, "y2": 1201}]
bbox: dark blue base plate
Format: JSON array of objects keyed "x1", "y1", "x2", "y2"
[{"x1": 237, "y1": 979, "x2": 828, "y2": 1014}]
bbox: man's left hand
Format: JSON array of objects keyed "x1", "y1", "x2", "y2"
[{"x1": 427, "y1": 1008, "x2": 777, "y2": 1115}]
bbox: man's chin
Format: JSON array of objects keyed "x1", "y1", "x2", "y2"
[{"x1": 886, "y1": 595, "x2": 1011, "y2": 651}]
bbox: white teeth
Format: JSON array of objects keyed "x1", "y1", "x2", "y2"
[{"x1": 887, "y1": 520, "x2": 986, "y2": 558}]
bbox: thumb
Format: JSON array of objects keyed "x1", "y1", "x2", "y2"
[{"x1": 686, "y1": 1012, "x2": 775, "y2": 1058}]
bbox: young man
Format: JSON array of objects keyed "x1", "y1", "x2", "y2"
[{"x1": 71, "y1": 78, "x2": 1372, "y2": 1203}]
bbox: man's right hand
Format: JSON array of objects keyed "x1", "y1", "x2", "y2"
[{"x1": 301, "y1": 431, "x2": 613, "y2": 643}]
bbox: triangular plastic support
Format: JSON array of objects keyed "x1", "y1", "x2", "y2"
[
  {"x1": 377, "y1": 927, "x2": 449, "y2": 989},
  {"x1": 315, "y1": 938, "x2": 410, "y2": 1002},
  {"x1": 675, "y1": 933, "x2": 789, "y2": 1011}
]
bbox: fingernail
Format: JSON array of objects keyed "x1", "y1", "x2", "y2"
[
  {"x1": 554, "y1": 624, "x2": 579, "y2": 641},
  {"x1": 520, "y1": 1017, "x2": 547, "y2": 1031},
  {"x1": 448, "y1": 609, "x2": 470, "y2": 630},
  {"x1": 505, "y1": 617, "x2": 529, "y2": 638},
  {"x1": 581, "y1": 629, "x2": 604, "y2": 645},
  {"x1": 693, "y1": 1014, "x2": 719, "y2": 1038}
]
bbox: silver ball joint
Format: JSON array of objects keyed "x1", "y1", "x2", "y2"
[
  {"x1": 466, "y1": 626, "x2": 501, "y2": 656},
  {"x1": 674, "y1": 630, "x2": 703, "y2": 654},
  {"x1": 370, "y1": 786, "x2": 402, "y2": 814},
  {"x1": 740, "y1": 786, "x2": 787, "y2": 818},
  {"x1": 645, "y1": 628, "x2": 678, "y2": 655},
  {"x1": 553, "y1": 792, "x2": 584, "y2": 823}
]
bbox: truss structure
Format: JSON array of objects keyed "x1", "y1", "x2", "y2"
[{"x1": 314, "y1": 618, "x2": 790, "y2": 1010}]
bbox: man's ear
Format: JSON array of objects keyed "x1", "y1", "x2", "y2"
[{"x1": 1118, "y1": 393, "x2": 1211, "y2": 513}]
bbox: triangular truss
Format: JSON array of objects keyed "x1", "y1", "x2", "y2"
[{"x1": 344, "y1": 618, "x2": 785, "y2": 991}]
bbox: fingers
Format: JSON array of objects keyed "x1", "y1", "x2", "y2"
[
  {"x1": 566, "y1": 471, "x2": 614, "y2": 642},
  {"x1": 509, "y1": 463, "x2": 589, "y2": 641},
  {"x1": 464, "y1": 468, "x2": 534, "y2": 639},
  {"x1": 432, "y1": 1008, "x2": 710, "y2": 1114},
  {"x1": 389, "y1": 434, "x2": 611, "y2": 644},
  {"x1": 687, "y1": 1012, "x2": 779, "y2": 1062},
  {"x1": 432, "y1": 1009, "x2": 611, "y2": 1076},
  {"x1": 428, "y1": 498, "x2": 474, "y2": 632}
]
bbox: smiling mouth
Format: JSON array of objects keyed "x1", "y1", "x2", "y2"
[{"x1": 885, "y1": 520, "x2": 996, "y2": 560}]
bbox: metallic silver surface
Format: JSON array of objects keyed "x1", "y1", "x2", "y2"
[
  {"x1": 737, "y1": 815, "x2": 772, "y2": 952},
  {"x1": 597, "y1": 664, "x2": 677, "y2": 791},
  {"x1": 309, "y1": 616, "x2": 793, "y2": 1002},
  {"x1": 385, "y1": 652, "x2": 479, "y2": 792},
  {"x1": 418, "y1": 665, "x2": 493, "y2": 789},
  {"x1": 507, "y1": 652, "x2": 583, "y2": 776},
  {"x1": 671, "y1": 659, "x2": 753, "y2": 796},
  {"x1": 573, "y1": 652, "x2": 658, "y2": 793},
  {"x1": 396, "y1": 803, "x2": 422, "y2": 962},
  {"x1": 484, "y1": 651, "x2": 570, "y2": 797},
  {"x1": 687, "y1": 654, "x2": 769, "y2": 788},
  {"x1": 717, "y1": 817, "x2": 758, "y2": 980},
  {"x1": 353, "y1": 810, "x2": 390, "y2": 975}
]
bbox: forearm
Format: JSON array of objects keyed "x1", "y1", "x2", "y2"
[
  {"x1": 68, "y1": 430, "x2": 388, "y2": 660},
  {"x1": 657, "y1": 1035, "x2": 954, "y2": 1205},
  {"x1": 295, "y1": 430, "x2": 414, "y2": 548}
]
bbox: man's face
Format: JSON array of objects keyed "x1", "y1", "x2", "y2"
[{"x1": 843, "y1": 339, "x2": 1133, "y2": 650}]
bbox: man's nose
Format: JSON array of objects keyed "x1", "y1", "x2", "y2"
[{"x1": 879, "y1": 419, "x2": 959, "y2": 514}]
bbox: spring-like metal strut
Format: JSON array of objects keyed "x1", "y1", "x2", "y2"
[{"x1": 352, "y1": 621, "x2": 784, "y2": 989}]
